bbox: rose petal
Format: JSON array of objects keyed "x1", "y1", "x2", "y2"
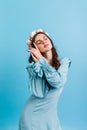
[
  {"x1": 31, "y1": 31, "x2": 36, "y2": 37},
  {"x1": 36, "y1": 29, "x2": 43, "y2": 33},
  {"x1": 45, "y1": 32, "x2": 49, "y2": 36}
]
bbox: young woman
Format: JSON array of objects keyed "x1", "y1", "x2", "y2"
[{"x1": 19, "y1": 29, "x2": 71, "y2": 130}]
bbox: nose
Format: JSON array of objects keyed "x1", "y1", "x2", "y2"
[
  {"x1": 42, "y1": 41, "x2": 46, "y2": 45},
  {"x1": 42, "y1": 39, "x2": 47, "y2": 44}
]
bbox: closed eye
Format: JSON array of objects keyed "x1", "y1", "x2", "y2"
[{"x1": 36, "y1": 40, "x2": 42, "y2": 45}]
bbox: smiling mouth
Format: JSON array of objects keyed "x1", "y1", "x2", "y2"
[{"x1": 44, "y1": 44, "x2": 49, "y2": 48}]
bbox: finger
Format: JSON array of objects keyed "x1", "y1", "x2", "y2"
[
  {"x1": 27, "y1": 49, "x2": 31, "y2": 52},
  {"x1": 28, "y1": 48, "x2": 37, "y2": 54},
  {"x1": 31, "y1": 54, "x2": 37, "y2": 62},
  {"x1": 33, "y1": 42, "x2": 39, "y2": 50},
  {"x1": 29, "y1": 50, "x2": 36, "y2": 57},
  {"x1": 26, "y1": 49, "x2": 33, "y2": 52},
  {"x1": 28, "y1": 49, "x2": 34, "y2": 53}
]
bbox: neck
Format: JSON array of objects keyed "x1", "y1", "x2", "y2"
[{"x1": 43, "y1": 50, "x2": 53, "y2": 65}]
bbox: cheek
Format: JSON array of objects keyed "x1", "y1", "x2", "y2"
[
  {"x1": 37, "y1": 45, "x2": 44, "y2": 51},
  {"x1": 48, "y1": 40, "x2": 52, "y2": 46},
  {"x1": 48, "y1": 41, "x2": 52, "y2": 48}
]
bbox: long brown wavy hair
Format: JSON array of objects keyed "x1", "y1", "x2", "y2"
[{"x1": 28, "y1": 32, "x2": 61, "y2": 70}]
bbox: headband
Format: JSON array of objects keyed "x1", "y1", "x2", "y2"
[{"x1": 26, "y1": 29, "x2": 49, "y2": 47}]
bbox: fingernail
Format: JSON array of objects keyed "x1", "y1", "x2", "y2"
[{"x1": 26, "y1": 50, "x2": 29, "y2": 52}]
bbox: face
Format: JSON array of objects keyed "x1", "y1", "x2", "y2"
[{"x1": 34, "y1": 33, "x2": 53, "y2": 53}]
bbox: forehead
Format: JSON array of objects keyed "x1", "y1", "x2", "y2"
[{"x1": 35, "y1": 33, "x2": 47, "y2": 41}]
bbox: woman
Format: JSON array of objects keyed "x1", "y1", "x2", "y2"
[{"x1": 19, "y1": 29, "x2": 71, "y2": 130}]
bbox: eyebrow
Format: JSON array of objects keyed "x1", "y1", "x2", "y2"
[{"x1": 35, "y1": 35, "x2": 47, "y2": 43}]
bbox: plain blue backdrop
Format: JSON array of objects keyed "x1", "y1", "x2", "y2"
[{"x1": 0, "y1": 0, "x2": 87, "y2": 130}]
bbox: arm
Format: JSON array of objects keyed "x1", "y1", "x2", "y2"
[
  {"x1": 34, "y1": 57, "x2": 71, "y2": 88},
  {"x1": 26, "y1": 62, "x2": 49, "y2": 98},
  {"x1": 27, "y1": 45, "x2": 71, "y2": 88}
]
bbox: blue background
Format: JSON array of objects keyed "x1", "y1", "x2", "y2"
[{"x1": 0, "y1": 0, "x2": 87, "y2": 130}]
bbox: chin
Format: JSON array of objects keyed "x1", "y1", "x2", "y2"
[{"x1": 43, "y1": 48, "x2": 52, "y2": 53}]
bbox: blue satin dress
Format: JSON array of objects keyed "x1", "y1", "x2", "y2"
[{"x1": 19, "y1": 57, "x2": 71, "y2": 130}]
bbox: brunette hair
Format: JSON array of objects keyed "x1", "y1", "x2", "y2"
[{"x1": 28, "y1": 32, "x2": 61, "y2": 70}]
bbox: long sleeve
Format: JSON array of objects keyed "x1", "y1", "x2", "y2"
[
  {"x1": 26, "y1": 61, "x2": 49, "y2": 98},
  {"x1": 34, "y1": 57, "x2": 71, "y2": 88},
  {"x1": 26, "y1": 57, "x2": 71, "y2": 98}
]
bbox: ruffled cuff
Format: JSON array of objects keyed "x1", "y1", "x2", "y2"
[
  {"x1": 26, "y1": 61, "x2": 43, "y2": 77},
  {"x1": 33, "y1": 61, "x2": 43, "y2": 77},
  {"x1": 60, "y1": 57, "x2": 71, "y2": 68},
  {"x1": 58, "y1": 57, "x2": 71, "y2": 75}
]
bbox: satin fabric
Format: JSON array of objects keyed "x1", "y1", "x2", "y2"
[{"x1": 19, "y1": 57, "x2": 71, "y2": 130}]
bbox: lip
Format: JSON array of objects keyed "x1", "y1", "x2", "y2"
[{"x1": 44, "y1": 44, "x2": 49, "y2": 48}]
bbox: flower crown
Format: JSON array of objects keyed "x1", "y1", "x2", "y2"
[{"x1": 26, "y1": 29, "x2": 49, "y2": 47}]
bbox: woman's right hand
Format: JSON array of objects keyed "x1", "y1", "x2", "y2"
[{"x1": 27, "y1": 42, "x2": 43, "y2": 62}]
